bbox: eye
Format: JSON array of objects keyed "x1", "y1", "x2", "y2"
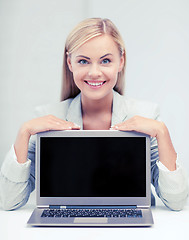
[
  {"x1": 78, "y1": 59, "x2": 89, "y2": 65},
  {"x1": 101, "y1": 58, "x2": 111, "y2": 64}
]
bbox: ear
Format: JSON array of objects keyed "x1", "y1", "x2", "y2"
[
  {"x1": 67, "y1": 55, "x2": 73, "y2": 72},
  {"x1": 118, "y1": 54, "x2": 125, "y2": 72}
]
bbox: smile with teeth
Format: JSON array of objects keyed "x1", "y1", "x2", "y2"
[{"x1": 85, "y1": 81, "x2": 106, "y2": 87}]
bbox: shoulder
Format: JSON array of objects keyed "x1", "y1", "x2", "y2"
[
  {"x1": 34, "y1": 98, "x2": 74, "y2": 119},
  {"x1": 125, "y1": 97, "x2": 160, "y2": 119},
  {"x1": 113, "y1": 91, "x2": 160, "y2": 120}
]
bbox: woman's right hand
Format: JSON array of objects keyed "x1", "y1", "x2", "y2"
[
  {"x1": 22, "y1": 115, "x2": 80, "y2": 136},
  {"x1": 14, "y1": 115, "x2": 80, "y2": 163}
]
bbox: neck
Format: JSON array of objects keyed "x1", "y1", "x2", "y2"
[{"x1": 81, "y1": 91, "x2": 113, "y2": 117}]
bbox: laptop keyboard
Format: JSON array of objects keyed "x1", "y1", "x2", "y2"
[{"x1": 41, "y1": 209, "x2": 142, "y2": 218}]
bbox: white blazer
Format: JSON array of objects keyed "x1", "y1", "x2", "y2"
[{"x1": 0, "y1": 90, "x2": 188, "y2": 210}]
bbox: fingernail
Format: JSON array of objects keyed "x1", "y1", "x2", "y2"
[
  {"x1": 110, "y1": 126, "x2": 117, "y2": 130},
  {"x1": 74, "y1": 123, "x2": 80, "y2": 127}
]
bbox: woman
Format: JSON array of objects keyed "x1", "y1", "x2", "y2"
[{"x1": 0, "y1": 18, "x2": 188, "y2": 210}]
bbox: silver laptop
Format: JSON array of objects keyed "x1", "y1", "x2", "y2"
[{"x1": 27, "y1": 130, "x2": 154, "y2": 227}]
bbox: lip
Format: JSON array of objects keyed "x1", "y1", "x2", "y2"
[{"x1": 84, "y1": 80, "x2": 106, "y2": 89}]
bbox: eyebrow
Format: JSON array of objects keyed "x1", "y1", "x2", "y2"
[
  {"x1": 76, "y1": 55, "x2": 90, "y2": 60},
  {"x1": 100, "y1": 53, "x2": 113, "y2": 59},
  {"x1": 76, "y1": 53, "x2": 113, "y2": 60}
]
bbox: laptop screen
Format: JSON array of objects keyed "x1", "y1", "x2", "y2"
[{"x1": 40, "y1": 136, "x2": 146, "y2": 198}]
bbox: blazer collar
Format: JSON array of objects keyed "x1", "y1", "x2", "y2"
[
  {"x1": 66, "y1": 93, "x2": 83, "y2": 128},
  {"x1": 66, "y1": 90, "x2": 128, "y2": 129},
  {"x1": 111, "y1": 90, "x2": 128, "y2": 126}
]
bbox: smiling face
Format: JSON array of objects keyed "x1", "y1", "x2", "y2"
[{"x1": 67, "y1": 34, "x2": 124, "y2": 102}]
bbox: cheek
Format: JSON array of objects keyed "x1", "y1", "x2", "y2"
[
  {"x1": 75, "y1": 63, "x2": 89, "y2": 73},
  {"x1": 103, "y1": 67, "x2": 119, "y2": 81},
  {"x1": 72, "y1": 67, "x2": 88, "y2": 86},
  {"x1": 72, "y1": 66, "x2": 84, "y2": 78}
]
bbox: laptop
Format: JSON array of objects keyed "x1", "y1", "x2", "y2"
[{"x1": 27, "y1": 130, "x2": 154, "y2": 227}]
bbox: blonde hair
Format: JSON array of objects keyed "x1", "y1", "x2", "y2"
[{"x1": 60, "y1": 18, "x2": 126, "y2": 101}]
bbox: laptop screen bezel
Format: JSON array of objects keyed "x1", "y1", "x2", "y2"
[{"x1": 36, "y1": 130, "x2": 151, "y2": 207}]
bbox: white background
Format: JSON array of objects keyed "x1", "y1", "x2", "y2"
[{"x1": 0, "y1": 0, "x2": 189, "y2": 177}]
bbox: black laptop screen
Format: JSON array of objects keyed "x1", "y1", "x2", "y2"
[{"x1": 40, "y1": 137, "x2": 146, "y2": 197}]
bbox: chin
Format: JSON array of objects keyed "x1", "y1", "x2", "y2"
[{"x1": 82, "y1": 89, "x2": 113, "y2": 101}]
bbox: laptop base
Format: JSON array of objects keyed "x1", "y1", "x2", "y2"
[{"x1": 27, "y1": 208, "x2": 154, "y2": 227}]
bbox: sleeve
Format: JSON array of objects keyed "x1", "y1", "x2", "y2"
[
  {"x1": 150, "y1": 121, "x2": 189, "y2": 211},
  {"x1": 157, "y1": 160, "x2": 189, "y2": 210},
  {"x1": 0, "y1": 103, "x2": 58, "y2": 211},
  {"x1": 0, "y1": 135, "x2": 36, "y2": 211}
]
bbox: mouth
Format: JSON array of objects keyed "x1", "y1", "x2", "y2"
[{"x1": 84, "y1": 81, "x2": 106, "y2": 88}]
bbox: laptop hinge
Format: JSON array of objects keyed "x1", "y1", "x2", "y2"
[
  {"x1": 49, "y1": 205, "x2": 137, "y2": 209},
  {"x1": 137, "y1": 205, "x2": 150, "y2": 209},
  {"x1": 38, "y1": 205, "x2": 49, "y2": 209}
]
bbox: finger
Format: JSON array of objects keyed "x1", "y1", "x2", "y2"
[
  {"x1": 42, "y1": 115, "x2": 80, "y2": 130},
  {"x1": 48, "y1": 119, "x2": 80, "y2": 130},
  {"x1": 71, "y1": 124, "x2": 81, "y2": 130},
  {"x1": 115, "y1": 126, "x2": 133, "y2": 131},
  {"x1": 111, "y1": 116, "x2": 139, "y2": 131},
  {"x1": 58, "y1": 121, "x2": 80, "y2": 130},
  {"x1": 110, "y1": 123, "x2": 133, "y2": 131},
  {"x1": 44, "y1": 122, "x2": 72, "y2": 131}
]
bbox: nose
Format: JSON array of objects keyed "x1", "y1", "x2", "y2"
[{"x1": 88, "y1": 63, "x2": 102, "y2": 79}]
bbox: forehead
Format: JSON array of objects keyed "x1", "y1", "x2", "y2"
[{"x1": 72, "y1": 34, "x2": 119, "y2": 57}]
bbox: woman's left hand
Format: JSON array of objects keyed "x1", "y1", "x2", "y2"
[
  {"x1": 110, "y1": 115, "x2": 164, "y2": 138},
  {"x1": 111, "y1": 115, "x2": 177, "y2": 171}
]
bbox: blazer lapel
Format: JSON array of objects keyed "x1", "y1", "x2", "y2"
[
  {"x1": 111, "y1": 90, "x2": 128, "y2": 126},
  {"x1": 66, "y1": 93, "x2": 83, "y2": 129}
]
